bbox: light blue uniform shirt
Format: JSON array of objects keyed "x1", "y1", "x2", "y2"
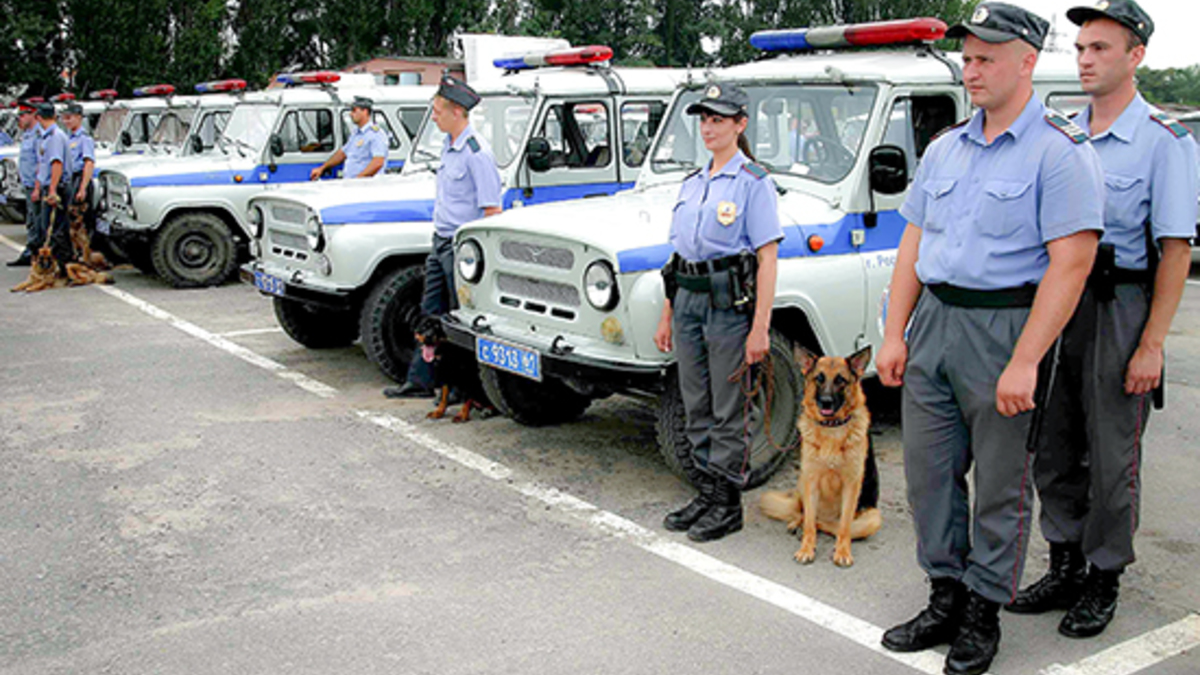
[
  {"x1": 433, "y1": 124, "x2": 503, "y2": 238},
  {"x1": 340, "y1": 121, "x2": 388, "y2": 179},
  {"x1": 36, "y1": 123, "x2": 72, "y2": 191},
  {"x1": 19, "y1": 127, "x2": 39, "y2": 188},
  {"x1": 670, "y1": 151, "x2": 783, "y2": 262},
  {"x1": 67, "y1": 126, "x2": 96, "y2": 177},
  {"x1": 1076, "y1": 94, "x2": 1198, "y2": 270},
  {"x1": 901, "y1": 94, "x2": 1105, "y2": 290}
]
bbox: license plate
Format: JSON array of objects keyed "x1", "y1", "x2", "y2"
[
  {"x1": 477, "y1": 336, "x2": 541, "y2": 381},
  {"x1": 253, "y1": 270, "x2": 286, "y2": 297},
  {"x1": 96, "y1": 218, "x2": 111, "y2": 234},
  {"x1": 0, "y1": 195, "x2": 7, "y2": 205}
]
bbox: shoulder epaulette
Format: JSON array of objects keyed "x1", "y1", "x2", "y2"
[
  {"x1": 370, "y1": 124, "x2": 380, "y2": 132},
  {"x1": 1149, "y1": 111, "x2": 1190, "y2": 138},
  {"x1": 466, "y1": 136, "x2": 481, "y2": 153},
  {"x1": 931, "y1": 117, "x2": 969, "y2": 142},
  {"x1": 1044, "y1": 111, "x2": 1088, "y2": 144},
  {"x1": 741, "y1": 161, "x2": 768, "y2": 180}
]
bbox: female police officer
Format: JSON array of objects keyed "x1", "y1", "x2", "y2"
[{"x1": 653, "y1": 83, "x2": 783, "y2": 542}]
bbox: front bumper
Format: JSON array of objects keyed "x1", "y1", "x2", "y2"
[
  {"x1": 441, "y1": 312, "x2": 668, "y2": 397},
  {"x1": 240, "y1": 261, "x2": 356, "y2": 311}
]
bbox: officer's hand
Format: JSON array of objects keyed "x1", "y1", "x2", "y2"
[
  {"x1": 75, "y1": 189, "x2": 86, "y2": 204},
  {"x1": 46, "y1": 192, "x2": 59, "y2": 207},
  {"x1": 745, "y1": 326, "x2": 769, "y2": 365},
  {"x1": 876, "y1": 337, "x2": 907, "y2": 387},
  {"x1": 309, "y1": 167, "x2": 322, "y2": 181},
  {"x1": 654, "y1": 315, "x2": 672, "y2": 353},
  {"x1": 996, "y1": 360, "x2": 1038, "y2": 417},
  {"x1": 1125, "y1": 344, "x2": 1163, "y2": 396},
  {"x1": 30, "y1": 187, "x2": 40, "y2": 202}
]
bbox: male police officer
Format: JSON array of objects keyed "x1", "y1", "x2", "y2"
[
  {"x1": 31, "y1": 103, "x2": 73, "y2": 271},
  {"x1": 876, "y1": 4, "x2": 1105, "y2": 674},
  {"x1": 1007, "y1": 0, "x2": 1197, "y2": 639},
  {"x1": 309, "y1": 96, "x2": 387, "y2": 180},
  {"x1": 61, "y1": 102, "x2": 97, "y2": 243},
  {"x1": 7, "y1": 101, "x2": 41, "y2": 266},
  {"x1": 384, "y1": 74, "x2": 503, "y2": 399}
]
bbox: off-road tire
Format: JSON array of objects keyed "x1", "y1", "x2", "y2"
[
  {"x1": 655, "y1": 328, "x2": 800, "y2": 490},
  {"x1": 151, "y1": 212, "x2": 238, "y2": 288},
  {"x1": 274, "y1": 297, "x2": 359, "y2": 349},
  {"x1": 478, "y1": 365, "x2": 592, "y2": 426},
  {"x1": 359, "y1": 265, "x2": 424, "y2": 382}
]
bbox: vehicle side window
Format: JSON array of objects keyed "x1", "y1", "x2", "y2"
[
  {"x1": 620, "y1": 101, "x2": 665, "y2": 168},
  {"x1": 339, "y1": 110, "x2": 401, "y2": 151},
  {"x1": 882, "y1": 96, "x2": 957, "y2": 178},
  {"x1": 279, "y1": 109, "x2": 335, "y2": 153},
  {"x1": 196, "y1": 111, "x2": 230, "y2": 150},
  {"x1": 535, "y1": 101, "x2": 611, "y2": 169},
  {"x1": 397, "y1": 106, "x2": 425, "y2": 140},
  {"x1": 129, "y1": 113, "x2": 155, "y2": 144}
]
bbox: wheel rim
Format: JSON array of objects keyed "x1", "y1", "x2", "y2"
[{"x1": 175, "y1": 232, "x2": 216, "y2": 270}]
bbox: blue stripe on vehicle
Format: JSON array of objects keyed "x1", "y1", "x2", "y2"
[
  {"x1": 127, "y1": 162, "x2": 339, "y2": 187},
  {"x1": 320, "y1": 199, "x2": 436, "y2": 225},
  {"x1": 502, "y1": 181, "x2": 636, "y2": 208},
  {"x1": 616, "y1": 210, "x2": 908, "y2": 273}
]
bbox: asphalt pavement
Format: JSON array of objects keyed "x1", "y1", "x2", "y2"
[{"x1": 1, "y1": 222, "x2": 1198, "y2": 675}]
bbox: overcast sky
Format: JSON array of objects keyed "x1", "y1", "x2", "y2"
[{"x1": 1011, "y1": 0, "x2": 1198, "y2": 69}]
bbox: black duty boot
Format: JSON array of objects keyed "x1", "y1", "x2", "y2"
[
  {"x1": 945, "y1": 591, "x2": 1001, "y2": 675},
  {"x1": 663, "y1": 470, "x2": 713, "y2": 532},
  {"x1": 686, "y1": 477, "x2": 742, "y2": 542},
  {"x1": 1059, "y1": 567, "x2": 1121, "y2": 638},
  {"x1": 1006, "y1": 541, "x2": 1087, "y2": 614},
  {"x1": 882, "y1": 578, "x2": 964, "y2": 653}
]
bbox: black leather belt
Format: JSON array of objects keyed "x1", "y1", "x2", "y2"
[
  {"x1": 928, "y1": 283, "x2": 1038, "y2": 308},
  {"x1": 677, "y1": 255, "x2": 739, "y2": 277}
]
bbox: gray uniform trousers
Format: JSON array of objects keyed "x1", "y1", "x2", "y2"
[
  {"x1": 1034, "y1": 285, "x2": 1150, "y2": 571},
  {"x1": 405, "y1": 233, "x2": 456, "y2": 389},
  {"x1": 672, "y1": 287, "x2": 752, "y2": 487},
  {"x1": 21, "y1": 194, "x2": 43, "y2": 258},
  {"x1": 902, "y1": 290, "x2": 1038, "y2": 605}
]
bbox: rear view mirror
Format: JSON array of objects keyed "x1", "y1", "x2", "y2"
[
  {"x1": 190, "y1": 135, "x2": 204, "y2": 154},
  {"x1": 269, "y1": 134, "x2": 284, "y2": 158},
  {"x1": 119, "y1": 131, "x2": 132, "y2": 149},
  {"x1": 526, "y1": 137, "x2": 551, "y2": 172},
  {"x1": 868, "y1": 145, "x2": 908, "y2": 195}
]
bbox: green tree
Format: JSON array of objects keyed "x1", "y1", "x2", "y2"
[
  {"x1": 66, "y1": 0, "x2": 170, "y2": 96},
  {"x1": 0, "y1": 0, "x2": 66, "y2": 96},
  {"x1": 1138, "y1": 65, "x2": 1200, "y2": 107}
]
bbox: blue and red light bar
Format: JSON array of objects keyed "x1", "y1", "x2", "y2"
[
  {"x1": 750, "y1": 18, "x2": 947, "y2": 52},
  {"x1": 26, "y1": 96, "x2": 45, "y2": 104},
  {"x1": 89, "y1": 89, "x2": 119, "y2": 101},
  {"x1": 50, "y1": 92, "x2": 76, "y2": 102},
  {"x1": 195, "y1": 79, "x2": 247, "y2": 93},
  {"x1": 133, "y1": 84, "x2": 176, "y2": 97},
  {"x1": 276, "y1": 71, "x2": 341, "y2": 86},
  {"x1": 494, "y1": 45, "x2": 613, "y2": 71}
]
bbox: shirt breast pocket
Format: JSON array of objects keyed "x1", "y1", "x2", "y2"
[
  {"x1": 921, "y1": 178, "x2": 957, "y2": 233},
  {"x1": 981, "y1": 179, "x2": 1034, "y2": 238},
  {"x1": 700, "y1": 197, "x2": 746, "y2": 248},
  {"x1": 1103, "y1": 173, "x2": 1143, "y2": 225}
]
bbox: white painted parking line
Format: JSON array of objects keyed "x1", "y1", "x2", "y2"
[
  {"x1": 218, "y1": 327, "x2": 285, "y2": 337},
  {"x1": 20, "y1": 253, "x2": 1199, "y2": 675}
]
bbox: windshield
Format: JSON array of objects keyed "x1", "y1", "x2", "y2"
[
  {"x1": 149, "y1": 109, "x2": 197, "y2": 150},
  {"x1": 94, "y1": 108, "x2": 129, "y2": 145},
  {"x1": 651, "y1": 83, "x2": 878, "y2": 185},
  {"x1": 408, "y1": 95, "x2": 533, "y2": 171},
  {"x1": 221, "y1": 103, "x2": 279, "y2": 153}
]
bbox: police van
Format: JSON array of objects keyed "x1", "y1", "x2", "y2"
[
  {"x1": 442, "y1": 19, "x2": 1090, "y2": 486},
  {"x1": 99, "y1": 75, "x2": 433, "y2": 288},
  {"x1": 1177, "y1": 112, "x2": 1200, "y2": 243},
  {"x1": 241, "y1": 46, "x2": 684, "y2": 383}
]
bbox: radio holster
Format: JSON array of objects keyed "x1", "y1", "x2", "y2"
[
  {"x1": 662, "y1": 253, "x2": 680, "y2": 303},
  {"x1": 1089, "y1": 243, "x2": 1117, "y2": 303}
]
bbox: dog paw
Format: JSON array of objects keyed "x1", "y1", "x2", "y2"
[
  {"x1": 426, "y1": 411, "x2": 446, "y2": 420},
  {"x1": 785, "y1": 518, "x2": 803, "y2": 533},
  {"x1": 794, "y1": 539, "x2": 817, "y2": 564},
  {"x1": 833, "y1": 550, "x2": 854, "y2": 567}
]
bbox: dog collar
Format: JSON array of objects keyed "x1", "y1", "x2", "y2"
[{"x1": 817, "y1": 416, "x2": 852, "y2": 428}]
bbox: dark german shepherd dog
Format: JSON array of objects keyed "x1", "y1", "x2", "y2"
[{"x1": 414, "y1": 315, "x2": 495, "y2": 423}]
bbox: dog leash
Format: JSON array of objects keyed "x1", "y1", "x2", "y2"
[{"x1": 730, "y1": 354, "x2": 800, "y2": 456}]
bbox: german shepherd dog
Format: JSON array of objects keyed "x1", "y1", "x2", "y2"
[
  {"x1": 11, "y1": 241, "x2": 66, "y2": 292},
  {"x1": 67, "y1": 201, "x2": 110, "y2": 271},
  {"x1": 415, "y1": 315, "x2": 496, "y2": 423},
  {"x1": 760, "y1": 345, "x2": 882, "y2": 567}
]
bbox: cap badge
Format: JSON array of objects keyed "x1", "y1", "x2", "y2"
[
  {"x1": 717, "y1": 201, "x2": 737, "y2": 226},
  {"x1": 972, "y1": 5, "x2": 989, "y2": 23},
  {"x1": 706, "y1": 85, "x2": 721, "y2": 99},
  {"x1": 1096, "y1": 0, "x2": 1109, "y2": 9}
]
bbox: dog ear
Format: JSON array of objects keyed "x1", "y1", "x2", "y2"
[
  {"x1": 848, "y1": 345, "x2": 872, "y2": 377},
  {"x1": 793, "y1": 344, "x2": 818, "y2": 374}
]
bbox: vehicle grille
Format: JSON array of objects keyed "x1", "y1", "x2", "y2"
[
  {"x1": 267, "y1": 227, "x2": 309, "y2": 261},
  {"x1": 496, "y1": 272, "x2": 580, "y2": 308},
  {"x1": 500, "y1": 240, "x2": 574, "y2": 270},
  {"x1": 270, "y1": 205, "x2": 307, "y2": 225}
]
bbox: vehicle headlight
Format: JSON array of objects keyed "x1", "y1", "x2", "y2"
[
  {"x1": 584, "y1": 260, "x2": 618, "y2": 311},
  {"x1": 457, "y1": 238, "x2": 483, "y2": 283},
  {"x1": 248, "y1": 205, "x2": 264, "y2": 239},
  {"x1": 305, "y1": 215, "x2": 324, "y2": 252}
]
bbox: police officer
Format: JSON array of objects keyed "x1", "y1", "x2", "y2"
[
  {"x1": 309, "y1": 96, "x2": 387, "y2": 180},
  {"x1": 1007, "y1": 0, "x2": 1197, "y2": 639},
  {"x1": 6, "y1": 101, "x2": 41, "y2": 266},
  {"x1": 875, "y1": 4, "x2": 1106, "y2": 674},
  {"x1": 32, "y1": 103, "x2": 73, "y2": 271},
  {"x1": 653, "y1": 83, "x2": 782, "y2": 543},
  {"x1": 61, "y1": 101, "x2": 98, "y2": 249},
  {"x1": 384, "y1": 75, "x2": 503, "y2": 399}
]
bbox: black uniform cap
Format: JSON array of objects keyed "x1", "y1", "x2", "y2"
[
  {"x1": 1067, "y1": 0, "x2": 1154, "y2": 45},
  {"x1": 437, "y1": 74, "x2": 480, "y2": 111},
  {"x1": 685, "y1": 82, "x2": 750, "y2": 117},
  {"x1": 63, "y1": 102, "x2": 84, "y2": 115},
  {"x1": 35, "y1": 102, "x2": 56, "y2": 119},
  {"x1": 946, "y1": 1, "x2": 1050, "y2": 51},
  {"x1": 350, "y1": 96, "x2": 373, "y2": 111}
]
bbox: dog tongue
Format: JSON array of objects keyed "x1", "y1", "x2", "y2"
[
  {"x1": 820, "y1": 407, "x2": 837, "y2": 417},
  {"x1": 422, "y1": 344, "x2": 437, "y2": 363}
]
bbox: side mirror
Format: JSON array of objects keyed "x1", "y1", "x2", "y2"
[
  {"x1": 269, "y1": 134, "x2": 284, "y2": 158},
  {"x1": 119, "y1": 130, "x2": 132, "y2": 149},
  {"x1": 525, "y1": 137, "x2": 551, "y2": 173},
  {"x1": 868, "y1": 144, "x2": 908, "y2": 195},
  {"x1": 190, "y1": 135, "x2": 204, "y2": 154}
]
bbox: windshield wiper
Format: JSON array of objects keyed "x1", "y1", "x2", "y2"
[
  {"x1": 411, "y1": 147, "x2": 438, "y2": 162},
  {"x1": 651, "y1": 158, "x2": 697, "y2": 172}
]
